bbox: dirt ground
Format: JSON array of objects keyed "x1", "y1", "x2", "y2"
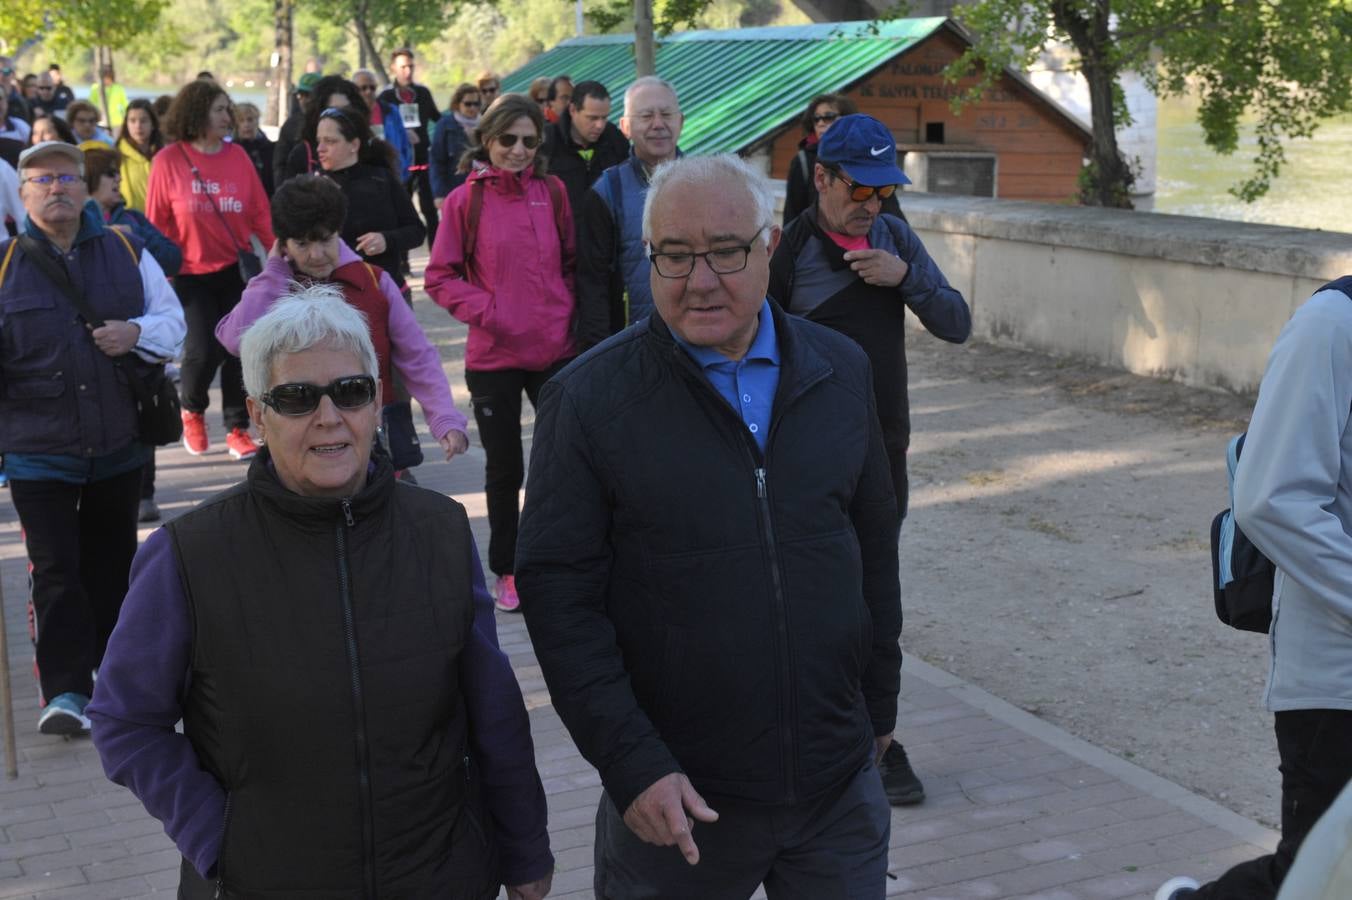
[{"x1": 898, "y1": 330, "x2": 1279, "y2": 828}]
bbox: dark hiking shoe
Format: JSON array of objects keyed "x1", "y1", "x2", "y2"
[{"x1": 879, "y1": 741, "x2": 925, "y2": 805}]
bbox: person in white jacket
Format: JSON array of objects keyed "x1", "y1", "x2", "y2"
[
  {"x1": 1157, "y1": 277, "x2": 1352, "y2": 900},
  {"x1": 0, "y1": 158, "x2": 21, "y2": 233}
]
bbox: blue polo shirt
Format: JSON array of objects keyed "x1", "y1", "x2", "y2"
[{"x1": 672, "y1": 300, "x2": 780, "y2": 454}]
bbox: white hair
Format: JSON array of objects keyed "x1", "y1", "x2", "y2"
[
  {"x1": 352, "y1": 68, "x2": 379, "y2": 83},
  {"x1": 240, "y1": 283, "x2": 380, "y2": 400},
  {"x1": 624, "y1": 76, "x2": 679, "y2": 114},
  {"x1": 642, "y1": 154, "x2": 775, "y2": 245}
]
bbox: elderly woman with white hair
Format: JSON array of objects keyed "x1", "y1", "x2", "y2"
[{"x1": 87, "y1": 287, "x2": 555, "y2": 900}]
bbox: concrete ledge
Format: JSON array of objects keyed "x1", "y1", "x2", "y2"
[{"x1": 900, "y1": 194, "x2": 1352, "y2": 282}]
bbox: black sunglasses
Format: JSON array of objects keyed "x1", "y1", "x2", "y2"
[
  {"x1": 823, "y1": 165, "x2": 898, "y2": 203},
  {"x1": 261, "y1": 375, "x2": 376, "y2": 416},
  {"x1": 462, "y1": 100, "x2": 481, "y2": 108},
  {"x1": 812, "y1": 112, "x2": 839, "y2": 124},
  {"x1": 495, "y1": 133, "x2": 540, "y2": 149}
]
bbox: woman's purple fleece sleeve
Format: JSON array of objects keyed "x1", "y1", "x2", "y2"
[{"x1": 86, "y1": 528, "x2": 226, "y2": 879}]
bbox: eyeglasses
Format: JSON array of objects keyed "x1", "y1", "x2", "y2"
[
  {"x1": 462, "y1": 100, "x2": 481, "y2": 108},
  {"x1": 356, "y1": 84, "x2": 377, "y2": 93},
  {"x1": 811, "y1": 112, "x2": 839, "y2": 124},
  {"x1": 481, "y1": 85, "x2": 499, "y2": 94},
  {"x1": 649, "y1": 226, "x2": 767, "y2": 279},
  {"x1": 260, "y1": 375, "x2": 377, "y2": 416},
  {"x1": 73, "y1": 117, "x2": 97, "y2": 126},
  {"x1": 22, "y1": 173, "x2": 82, "y2": 188},
  {"x1": 37, "y1": 85, "x2": 53, "y2": 92},
  {"x1": 495, "y1": 133, "x2": 540, "y2": 149},
  {"x1": 824, "y1": 166, "x2": 898, "y2": 203}
]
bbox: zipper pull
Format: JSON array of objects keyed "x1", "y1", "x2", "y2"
[
  {"x1": 755, "y1": 467, "x2": 766, "y2": 499},
  {"x1": 341, "y1": 498, "x2": 354, "y2": 527}
]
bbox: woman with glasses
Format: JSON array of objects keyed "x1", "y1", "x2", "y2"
[
  {"x1": 426, "y1": 94, "x2": 576, "y2": 613},
  {"x1": 116, "y1": 98, "x2": 166, "y2": 211},
  {"x1": 89, "y1": 289, "x2": 555, "y2": 900},
  {"x1": 65, "y1": 100, "x2": 114, "y2": 147},
  {"x1": 429, "y1": 83, "x2": 480, "y2": 207},
  {"x1": 782, "y1": 92, "x2": 860, "y2": 226},
  {"x1": 147, "y1": 80, "x2": 274, "y2": 462}
]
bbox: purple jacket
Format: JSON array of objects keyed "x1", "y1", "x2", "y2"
[
  {"x1": 215, "y1": 242, "x2": 469, "y2": 443},
  {"x1": 87, "y1": 526, "x2": 554, "y2": 887}
]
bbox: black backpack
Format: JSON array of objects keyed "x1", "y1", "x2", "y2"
[{"x1": 1209, "y1": 275, "x2": 1352, "y2": 632}]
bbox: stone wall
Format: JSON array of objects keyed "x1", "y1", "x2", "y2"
[{"x1": 877, "y1": 194, "x2": 1352, "y2": 393}]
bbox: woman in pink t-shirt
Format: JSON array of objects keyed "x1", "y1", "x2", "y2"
[{"x1": 147, "y1": 81, "x2": 274, "y2": 461}]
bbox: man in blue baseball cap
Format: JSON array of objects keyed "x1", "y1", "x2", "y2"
[{"x1": 770, "y1": 112, "x2": 971, "y2": 809}]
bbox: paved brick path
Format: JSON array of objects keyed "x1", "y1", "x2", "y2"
[{"x1": 0, "y1": 291, "x2": 1276, "y2": 899}]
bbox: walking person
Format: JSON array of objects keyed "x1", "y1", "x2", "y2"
[
  {"x1": 88, "y1": 290, "x2": 553, "y2": 899},
  {"x1": 517, "y1": 153, "x2": 901, "y2": 898},
  {"x1": 425, "y1": 95, "x2": 576, "y2": 613},
  {"x1": 781, "y1": 94, "x2": 903, "y2": 226},
  {"x1": 378, "y1": 48, "x2": 440, "y2": 247},
  {"x1": 1156, "y1": 276, "x2": 1352, "y2": 898},
  {"x1": 147, "y1": 80, "x2": 273, "y2": 460},
  {"x1": 232, "y1": 102, "x2": 274, "y2": 196},
  {"x1": 769, "y1": 114, "x2": 970, "y2": 806},
  {"x1": 1, "y1": 141, "x2": 184, "y2": 734},
  {"x1": 115, "y1": 98, "x2": 166, "y2": 212},
  {"x1": 429, "y1": 83, "x2": 480, "y2": 207}
]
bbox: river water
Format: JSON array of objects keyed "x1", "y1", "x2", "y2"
[{"x1": 1153, "y1": 95, "x2": 1352, "y2": 235}]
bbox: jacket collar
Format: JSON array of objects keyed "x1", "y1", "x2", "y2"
[
  {"x1": 23, "y1": 202, "x2": 107, "y2": 250},
  {"x1": 467, "y1": 163, "x2": 537, "y2": 195},
  {"x1": 245, "y1": 444, "x2": 396, "y2": 528}
]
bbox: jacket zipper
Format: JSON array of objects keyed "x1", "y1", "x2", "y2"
[
  {"x1": 212, "y1": 793, "x2": 233, "y2": 899},
  {"x1": 336, "y1": 498, "x2": 377, "y2": 899},
  {"x1": 673, "y1": 343, "x2": 831, "y2": 805}
]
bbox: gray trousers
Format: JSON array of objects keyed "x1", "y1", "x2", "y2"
[{"x1": 594, "y1": 760, "x2": 891, "y2": 900}]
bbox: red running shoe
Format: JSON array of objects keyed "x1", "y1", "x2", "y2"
[
  {"x1": 225, "y1": 428, "x2": 259, "y2": 461},
  {"x1": 495, "y1": 575, "x2": 521, "y2": 612},
  {"x1": 181, "y1": 411, "x2": 208, "y2": 455}
]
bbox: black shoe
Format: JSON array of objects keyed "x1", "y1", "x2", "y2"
[
  {"x1": 138, "y1": 498, "x2": 161, "y2": 523},
  {"x1": 879, "y1": 741, "x2": 925, "y2": 806}
]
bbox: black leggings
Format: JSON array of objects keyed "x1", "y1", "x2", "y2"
[
  {"x1": 175, "y1": 266, "x2": 249, "y2": 430},
  {"x1": 465, "y1": 362, "x2": 570, "y2": 576}
]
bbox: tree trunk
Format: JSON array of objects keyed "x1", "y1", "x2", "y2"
[
  {"x1": 268, "y1": 0, "x2": 293, "y2": 128},
  {"x1": 96, "y1": 47, "x2": 112, "y2": 127},
  {"x1": 1053, "y1": 0, "x2": 1133, "y2": 207},
  {"x1": 354, "y1": 3, "x2": 382, "y2": 79},
  {"x1": 634, "y1": 0, "x2": 656, "y2": 77}
]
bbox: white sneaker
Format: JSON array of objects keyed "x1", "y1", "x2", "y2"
[{"x1": 1155, "y1": 876, "x2": 1200, "y2": 900}]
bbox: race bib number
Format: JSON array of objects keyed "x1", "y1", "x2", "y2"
[
  {"x1": 399, "y1": 103, "x2": 420, "y2": 128},
  {"x1": 372, "y1": 123, "x2": 386, "y2": 141}
]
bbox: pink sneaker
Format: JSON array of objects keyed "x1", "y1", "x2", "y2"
[{"x1": 495, "y1": 574, "x2": 521, "y2": 612}]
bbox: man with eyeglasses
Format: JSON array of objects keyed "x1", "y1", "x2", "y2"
[
  {"x1": 476, "y1": 71, "x2": 501, "y2": 108},
  {"x1": 542, "y1": 80, "x2": 629, "y2": 232},
  {"x1": 30, "y1": 71, "x2": 69, "y2": 120},
  {"x1": 575, "y1": 75, "x2": 684, "y2": 351},
  {"x1": 353, "y1": 68, "x2": 412, "y2": 178},
  {"x1": 0, "y1": 141, "x2": 185, "y2": 737},
  {"x1": 769, "y1": 113, "x2": 969, "y2": 808},
  {"x1": 518, "y1": 153, "x2": 901, "y2": 898},
  {"x1": 0, "y1": 57, "x2": 30, "y2": 125}
]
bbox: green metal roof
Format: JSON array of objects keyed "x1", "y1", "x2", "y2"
[{"x1": 501, "y1": 18, "x2": 951, "y2": 157}]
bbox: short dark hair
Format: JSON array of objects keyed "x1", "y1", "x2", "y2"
[
  {"x1": 32, "y1": 114, "x2": 76, "y2": 144},
  {"x1": 48, "y1": 64, "x2": 62, "y2": 72},
  {"x1": 448, "y1": 83, "x2": 480, "y2": 112},
  {"x1": 798, "y1": 93, "x2": 857, "y2": 136},
  {"x1": 271, "y1": 174, "x2": 348, "y2": 242},
  {"x1": 82, "y1": 146, "x2": 121, "y2": 194},
  {"x1": 303, "y1": 77, "x2": 368, "y2": 146},
  {"x1": 570, "y1": 80, "x2": 609, "y2": 110},
  {"x1": 390, "y1": 48, "x2": 414, "y2": 64},
  {"x1": 547, "y1": 75, "x2": 573, "y2": 101}
]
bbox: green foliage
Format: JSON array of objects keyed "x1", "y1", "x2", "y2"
[
  {"x1": 0, "y1": 0, "x2": 47, "y2": 53},
  {"x1": 949, "y1": 0, "x2": 1352, "y2": 203},
  {"x1": 306, "y1": 0, "x2": 457, "y2": 67},
  {"x1": 45, "y1": 0, "x2": 171, "y2": 61}
]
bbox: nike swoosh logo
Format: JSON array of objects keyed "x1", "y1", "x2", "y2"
[{"x1": 870, "y1": 145, "x2": 890, "y2": 156}]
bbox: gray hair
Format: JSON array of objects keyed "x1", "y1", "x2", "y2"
[
  {"x1": 240, "y1": 284, "x2": 380, "y2": 400},
  {"x1": 642, "y1": 154, "x2": 775, "y2": 245},
  {"x1": 624, "y1": 76, "x2": 679, "y2": 113},
  {"x1": 352, "y1": 68, "x2": 379, "y2": 83}
]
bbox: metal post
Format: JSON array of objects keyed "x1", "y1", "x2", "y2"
[{"x1": 0, "y1": 571, "x2": 18, "y2": 779}]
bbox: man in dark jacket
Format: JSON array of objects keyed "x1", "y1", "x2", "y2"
[
  {"x1": 542, "y1": 80, "x2": 629, "y2": 226},
  {"x1": 769, "y1": 113, "x2": 971, "y2": 809},
  {"x1": 272, "y1": 72, "x2": 320, "y2": 185},
  {"x1": 518, "y1": 153, "x2": 901, "y2": 897},
  {"x1": 379, "y1": 48, "x2": 441, "y2": 247}
]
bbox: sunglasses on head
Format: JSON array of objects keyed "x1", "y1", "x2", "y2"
[
  {"x1": 824, "y1": 165, "x2": 898, "y2": 203},
  {"x1": 812, "y1": 112, "x2": 839, "y2": 124},
  {"x1": 495, "y1": 133, "x2": 540, "y2": 149},
  {"x1": 260, "y1": 375, "x2": 377, "y2": 416}
]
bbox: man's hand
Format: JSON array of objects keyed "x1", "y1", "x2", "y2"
[
  {"x1": 439, "y1": 429, "x2": 469, "y2": 460},
  {"x1": 506, "y1": 872, "x2": 552, "y2": 900},
  {"x1": 623, "y1": 773, "x2": 719, "y2": 865},
  {"x1": 844, "y1": 248, "x2": 908, "y2": 288},
  {"x1": 874, "y1": 733, "x2": 893, "y2": 764},
  {"x1": 92, "y1": 320, "x2": 140, "y2": 357}
]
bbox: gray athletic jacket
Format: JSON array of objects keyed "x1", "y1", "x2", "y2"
[{"x1": 1234, "y1": 283, "x2": 1352, "y2": 712}]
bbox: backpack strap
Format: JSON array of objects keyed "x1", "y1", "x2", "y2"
[
  {"x1": 0, "y1": 239, "x2": 17, "y2": 290},
  {"x1": 363, "y1": 263, "x2": 381, "y2": 291},
  {"x1": 544, "y1": 175, "x2": 567, "y2": 248},
  {"x1": 107, "y1": 226, "x2": 141, "y2": 265},
  {"x1": 464, "y1": 179, "x2": 485, "y2": 262},
  {"x1": 1317, "y1": 275, "x2": 1352, "y2": 301}
]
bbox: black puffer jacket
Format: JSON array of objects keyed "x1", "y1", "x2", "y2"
[{"x1": 516, "y1": 305, "x2": 902, "y2": 813}]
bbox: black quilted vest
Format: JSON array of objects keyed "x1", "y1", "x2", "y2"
[{"x1": 167, "y1": 449, "x2": 476, "y2": 898}]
